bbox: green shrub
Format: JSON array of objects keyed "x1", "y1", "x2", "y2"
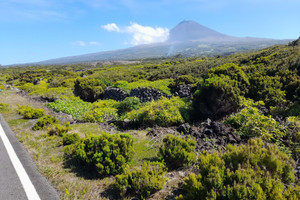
[
  {"x1": 283, "y1": 116, "x2": 300, "y2": 160},
  {"x1": 83, "y1": 107, "x2": 118, "y2": 122},
  {"x1": 72, "y1": 133, "x2": 134, "y2": 176},
  {"x1": 208, "y1": 63, "x2": 249, "y2": 94},
  {"x1": 47, "y1": 99, "x2": 92, "y2": 120},
  {"x1": 18, "y1": 81, "x2": 48, "y2": 93},
  {"x1": 63, "y1": 133, "x2": 80, "y2": 146},
  {"x1": 117, "y1": 97, "x2": 140, "y2": 115},
  {"x1": 224, "y1": 99, "x2": 284, "y2": 141},
  {"x1": 32, "y1": 115, "x2": 58, "y2": 130},
  {"x1": 193, "y1": 75, "x2": 240, "y2": 120},
  {"x1": 247, "y1": 74, "x2": 285, "y2": 107},
  {"x1": 83, "y1": 99, "x2": 119, "y2": 122},
  {"x1": 283, "y1": 185, "x2": 300, "y2": 200},
  {"x1": 17, "y1": 105, "x2": 45, "y2": 119},
  {"x1": 158, "y1": 135, "x2": 196, "y2": 169},
  {"x1": 74, "y1": 78, "x2": 105, "y2": 102},
  {"x1": 124, "y1": 96, "x2": 190, "y2": 126},
  {"x1": 180, "y1": 139, "x2": 296, "y2": 200},
  {"x1": 31, "y1": 87, "x2": 75, "y2": 100},
  {"x1": 92, "y1": 99, "x2": 119, "y2": 108},
  {"x1": 113, "y1": 79, "x2": 172, "y2": 95},
  {"x1": 0, "y1": 84, "x2": 5, "y2": 90},
  {"x1": 168, "y1": 75, "x2": 197, "y2": 93},
  {"x1": 115, "y1": 161, "x2": 166, "y2": 200},
  {"x1": 48, "y1": 122, "x2": 71, "y2": 137},
  {"x1": 0, "y1": 103, "x2": 9, "y2": 112}
]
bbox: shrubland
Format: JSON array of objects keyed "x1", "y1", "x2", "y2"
[{"x1": 0, "y1": 38, "x2": 299, "y2": 199}]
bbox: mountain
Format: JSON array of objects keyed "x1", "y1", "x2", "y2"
[
  {"x1": 10, "y1": 20, "x2": 293, "y2": 66},
  {"x1": 168, "y1": 20, "x2": 229, "y2": 42}
]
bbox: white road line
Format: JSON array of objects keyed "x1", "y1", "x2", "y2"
[{"x1": 0, "y1": 123, "x2": 41, "y2": 200}]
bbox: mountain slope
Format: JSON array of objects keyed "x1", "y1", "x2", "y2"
[
  {"x1": 14, "y1": 20, "x2": 293, "y2": 66},
  {"x1": 168, "y1": 20, "x2": 229, "y2": 41}
]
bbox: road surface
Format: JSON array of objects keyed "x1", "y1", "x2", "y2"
[{"x1": 0, "y1": 114, "x2": 60, "y2": 200}]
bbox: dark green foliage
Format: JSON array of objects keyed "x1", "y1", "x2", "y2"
[
  {"x1": 247, "y1": 74, "x2": 285, "y2": 107},
  {"x1": 117, "y1": 97, "x2": 140, "y2": 115},
  {"x1": 115, "y1": 161, "x2": 166, "y2": 200},
  {"x1": 72, "y1": 133, "x2": 134, "y2": 176},
  {"x1": 180, "y1": 139, "x2": 296, "y2": 200},
  {"x1": 74, "y1": 78, "x2": 105, "y2": 102},
  {"x1": 17, "y1": 105, "x2": 44, "y2": 119},
  {"x1": 193, "y1": 76, "x2": 240, "y2": 120},
  {"x1": 48, "y1": 122, "x2": 71, "y2": 137},
  {"x1": 168, "y1": 75, "x2": 198, "y2": 93},
  {"x1": 32, "y1": 115, "x2": 58, "y2": 130},
  {"x1": 158, "y1": 135, "x2": 196, "y2": 169},
  {"x1": 17, "y1": 69, "x2": 51, "y2": 84},
  {"x1": 276, "y1": 69, "x2": 300, "y2": 102},
  {"x1": 208, "y1": 63, "x2": 249, "y2": 94},
  {"x1": 62, "y1": 133, "x2": 80, "y2": 146}
]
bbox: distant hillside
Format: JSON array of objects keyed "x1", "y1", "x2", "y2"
[{"x1": 9, "y1": 20, "x2": 293, "y2": 66}]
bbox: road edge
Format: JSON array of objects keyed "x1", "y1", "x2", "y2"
[{"x1": 0, "y1": 114, "x2": 60, "y2": 200}]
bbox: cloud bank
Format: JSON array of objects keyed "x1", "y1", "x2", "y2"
[{"x1": 102, "y1": 22, "x2": 169, "y2": 45}]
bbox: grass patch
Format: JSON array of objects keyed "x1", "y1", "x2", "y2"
[{"x1": 129, "y1": 132, "x2": 159, "y2": 167}]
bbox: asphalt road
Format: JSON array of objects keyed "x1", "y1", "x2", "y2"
[{"x1": 0, "y1": 114, "x2": 60, "y2": 200}]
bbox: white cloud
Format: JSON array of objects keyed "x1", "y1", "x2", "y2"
[
  {"x1": 73, "y1": 41, "x2": 101, "y2": 46},
  {"x1": 73, "y1": 41, "x2": 86, "y2": 46},
  {"x1": 89, "y1": 41, "x2": 100, "y2": 45},
  {"x1": 101, "y1": 23, "x2": 120, "y2": 32},
  {"x1": 102, "y1": 22, "x2": 169, "y2": 45}
]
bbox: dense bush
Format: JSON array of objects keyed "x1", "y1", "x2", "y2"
[
  {"x1": 48, "y1": 122, "x2": 71, "y2": 137},
  {"x1": 18, "y1": 81, "x2": 48, "y2": 93},
  {"x1": 224, "y1": 99, "x2": 284, "y2": 141},
  {"x1": 83, "y1": 107, "x2": 118, "y2": 122},
  {"x1": 117, "y1": 97, "x2": 140, "y2": 115},
  {"x1": 62, "y1": 133, "x2": 80, "y2": 146},
  {"x1": 283, "y1": 116, "x2": 300, "y2": 160},
  {"x1": 193, "y1": 75, "x2": 240, "y2": 120},
  {"x1": 17, "y1": 105, "x2": 45, "y2": 119},
  {"x1": 83, "y1": 99, "x2": 119, "y2": 122},
  {"x1": 168, "y1": 75, "x2": 198, "y2": 93},
  {"x1": 124, "y1": 96, "x2": 190, "y2": 126},
  {"x1": 179, "y1": 138, "x2": 296, "y2": 200},
  {"x1": 74, "y1": 78, "x2": 105, "y2": 102},
  {"x1": 72, "y1": 133, "x2": 134, "y2": 176},
  {"x1": 113, "y1": 79, "x2": 172, "y2": 95},
  {"x1": 47, "y1": 99, "x2": 92, "y2": 120},
  {"x1": 208, "y1": 63, "x2": 249, "y2": 94},
  {"x1": 158, "y1": 135, "x2": 196, "y2": 169},
  {"x1": 115, "y1": 161, "x2": 166, "y2": 200},
  {"x1": 247, "y1": 74, "x2": 285, "y2": 107},
  {"x1": 32, "y1": 115, "x2": 58, "y2": 130}
]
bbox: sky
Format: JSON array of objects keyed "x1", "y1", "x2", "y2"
[{"x1": 1, "y1": 0, "x2": 300, "y2": 65}]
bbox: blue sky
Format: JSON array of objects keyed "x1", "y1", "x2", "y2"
[{"x1": 1, "y1": 0, "x2": 300, "y2": 65}]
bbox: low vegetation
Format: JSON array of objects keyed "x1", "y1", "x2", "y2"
[
  {"x1": 68, "y1": 133, "x2": 134, "y2": 177},
  {"x1": 115, "y1": 161, "x2": 166, "y2": 200},
  {"x1": 17, "y1": 105, "x2": 45, "y2": 119},
  {"x1": 0, "y1": 38, "x2": 299, "y2": 199},
  {"x1": 158, "y1": 135, "x2": 196, "y2": 169}
]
